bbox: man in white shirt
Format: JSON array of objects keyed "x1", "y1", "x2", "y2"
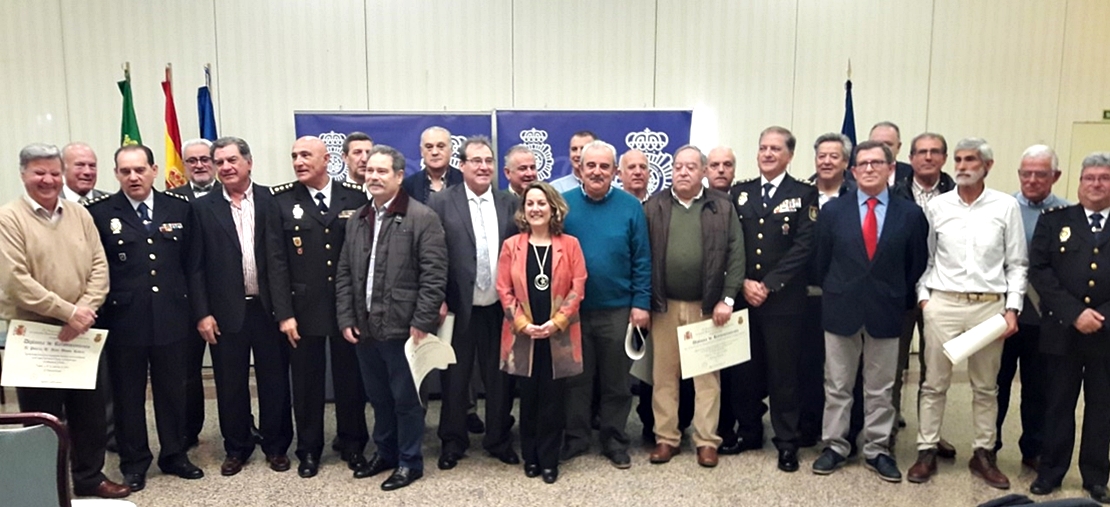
[{"x1": 908, "y1": 137, "x2": 1027, "y2": 489}]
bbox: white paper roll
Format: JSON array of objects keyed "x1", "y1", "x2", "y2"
[
  {"x1": 625, "y1": 324, "x2": 646, "y2": 361},
  {"x1": 942, "y1": 314, "x2": 1008, "y2": 364}
]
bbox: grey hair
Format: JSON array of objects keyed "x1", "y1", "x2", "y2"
[
  {"x1": 870, "y1": 121, "x2": 901, "y2": 138},
  {"x1": 504, "y1": 144, "x2": 533, "y2": 165},
  {"x1": 421, "y1": 126, "x2": 451, "y2": 141},
  {"x1": 211, "y1": 136, "x2": 253, "y2": 162},
  {"x1": 813, "y1": 133, "x2": 853, "y2": 161},
  {"x1": 369, "y1": 144, "x2": 406, "y2": 174},
  {"x1": 954, "y1": 137, "x2": 994, "y2": 164},
  {"x1": 1021, "y1": 144, "x2": 1059, "y2": 172},
  {"x1": 19, "y1": 143, "x2": 62, "y2": 172},
  {"x1": 674, "y1": 144, "x2": 707, "y2": 167},
  {"x1": 580, "y1": 140, "x2": 617, "y2": 166},
  {"x1": 1082, "y1": 152, "x2": 1110, "y2": 171},
  {"x1": 182, "y1": 138, "x2": 213, "y2": 153}
]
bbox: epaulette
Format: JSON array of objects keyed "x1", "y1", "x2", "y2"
[
  {"x1": 1041, "y1": 205, "x2": 1069, "y2": 215},
  {"x1": 270, "y1": 181, "x2": 296, "y2": 195},
  {"x1": 165, "y1": 191, "x2": 189, "y2": 202},
  {"x1": 340, "y1": 180, "x2": 363, "y2": 192},
  {"x1": 738, "y1": 176, "x2": 759, "y2": 184},
  {"x1": 84, "y1": 194, "x2": 111, "y2": 207},
  {"x1": 801, "y1": 178, "x2": 815, "y2": 186}
]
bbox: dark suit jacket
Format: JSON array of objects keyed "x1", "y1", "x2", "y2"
[
  {"x1": 1029, "y1": 205, "x2": 1110, "y2": 357},
  {"x1": 730, "y1": 174, "x2": 819, "y2": 315},
  {"x1": 813, "y1": 190, "x2": 929, "y2": 338},
  {"x1": 890, "y1": 171, "x2": 956, "y2": 204},
  {"x1": 427, "y1": 184, "x2": 518, "y2": 332},
  {"x1": 268, "y1": 180, "x2": 368, "y2": 337},
  {"x1": 168, "y1": 181, "x2": 223, "y2": 201},
  {"x1": 191, "y1": 183, "x2": 287, "y2": 333},
  {"x1": 88, "y1": 191, "x2": 203, "y2": 346},
  {"x1": 335, "y1": 189, "x2": 447, "y2": 341},
  {"x1": 402, "y1": 167, "x2": 464, "y2": 204}
]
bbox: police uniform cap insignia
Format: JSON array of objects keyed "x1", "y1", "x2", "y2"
[
  {"x1": 85, "y1": 193, "x2": 112, "y2": 206},
  {"x1": 110, "y1": 217, "x2": 122, "y2": 234},
  {"x1": 1060, "y1": 226, "x2": 1071, "y2": 243},
  {"x1": 292, "y1": 203, "x2": 304, "y2": 220},
  {"x1": 271, "y1": 182, "x2": 296, "y2": 195},
  {"x1": 737, "y1": 191, "x2": 749, "y2": 206},
  {"x1": 165, "y1": 191, "x2": 189, "y2": 202}
]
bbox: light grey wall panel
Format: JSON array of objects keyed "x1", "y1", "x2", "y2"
[{"x1": 1055, "y1": 0, "x2": 1110, "y2": 197}]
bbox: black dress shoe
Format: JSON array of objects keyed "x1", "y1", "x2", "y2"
[
  {"x1": 524, "y1": 463, "x2": 541, "y2": 478},
  {"x1": 342, "y1": 451, "x2": 367, "y2": 471},
  {"x1": 354, "y1": 453, "x2": 395, "y2": 479},
  {"x1": 1030, "y1": 477, "x2": 1057, "y2": 495},
  {"x1": 438, "y1": 451, "x2": 463, "y2": 470},
  {"x1": 381, "y1": 467, "x2": 423, "y2": 491},
  {"x1": 161, "y1": 460, "x2": 204, "y2": 479},
  {"x1": 298, "y1": 455, "x2": 319, "y2": 478},
  {"x1": 719, "y1": 437, "x2": 762, "y2": 455},
  {"x1": 490, "y1": 449, "x2": 521, "y2": 465},
  {"x1": 1085, "y1": 484, "x2": 1110, "y2": 504},
  {"x1": 467, "y1": 413, "x2": 486, "y2": 434},
  {"x1": 220, "y1": 456, "x2": 245, "y2": 476},
  {"x1": 542, "y1": 467, "x2": 559, "y2": 484},
  {"x1": 124, "y1": 473, "x2": 145, "y2": 492},
  {"x1": 778, "y1": 449, "x2": 800, "y2": 473}
]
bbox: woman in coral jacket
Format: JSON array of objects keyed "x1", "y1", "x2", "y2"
[{"x1": 496, "y1": 181, "x2": 587, "y2": 485}]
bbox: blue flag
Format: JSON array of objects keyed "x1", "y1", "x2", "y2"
[
  {"x1": 840, "y1": 79, "x2": 856, "y2": 146},
  {"x1": 198, "y1": 67, "x2": 217, "y2": 140}
]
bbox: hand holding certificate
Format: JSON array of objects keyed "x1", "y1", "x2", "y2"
[
  {"x1": 677, "y1": 309, "x2": 751, "y2": 379},
  {"x1": 1, "y1": 319, "x2": 108, "y2": 389},
  {"x1": 404, "y1": 333, "x2": 456, "y2": 406}
]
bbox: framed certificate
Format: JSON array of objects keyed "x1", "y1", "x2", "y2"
[
  {"x1": 676, "y1": 310, "x2": 751, "y2": 379},
  {"x1": 0, "y1": 320, "x2": 108, "y2": 390}
]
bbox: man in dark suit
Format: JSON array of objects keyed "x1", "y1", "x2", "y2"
[
  {"x1": 402, "y1": 126, "x2": 464, "y2": 204},
  {"x1": 87, "y1": 144, "x2": 205, "y2": 492},
  {"x1": 335, "y1": 144, "x2": 447, "y2": 491},
  {"x1": 428, "y1": 136, "x2": 521, "y2": 470},
  {"x1": 728, "y1": 126, "x2": 818, "y2": 472},
  {"x1": 167, "y1": 137, "x2": 223, "y2": 448},
  {"x1": 1028, "y1": 152, "x2": 1110, "y2": 504},
  {"x1": 810, "y1": 140, "x2": 929, "y2": 482},
  {"x1": 268, "y1": 136, "x2": 369, "y2": 478},
  {"x1": 192, "y1": 136, "x2": 292, "y2": 477}
]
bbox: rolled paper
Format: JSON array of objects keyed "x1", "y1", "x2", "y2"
[{"x1": 942, "y1": 314, "x2": 1008, "y2": 364}]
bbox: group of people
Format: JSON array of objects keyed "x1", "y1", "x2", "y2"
[{"x1": 1, "y1": 120, "x2": 1108, "y2": 504}]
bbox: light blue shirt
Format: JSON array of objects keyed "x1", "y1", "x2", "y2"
[
  {"x1": 1014, "y1": 192, "x2": 1069, "y2": 246},
  {"x1": 858, "y1": 188, "x2": 889, "y2": 241}
]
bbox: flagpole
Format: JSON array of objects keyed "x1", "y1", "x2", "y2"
[{"x1": 204, "y1": 63, "x2": 211, "y2": 89}]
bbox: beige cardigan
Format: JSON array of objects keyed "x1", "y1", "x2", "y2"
[{"x1": 0, "y1": 197, "x2": 108, "y2": 324}]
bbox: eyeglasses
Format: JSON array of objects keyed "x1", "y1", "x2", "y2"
[
  {"x1": 1018, "y1": 170, "x2": 1054, "y2": 180},
  {"x1": 855, "y1": 160, "x2": 889, "y2": 170},
  {"x1": 1081, "y1": 175, "x2": 1110, "y2": 184},
  {"x1": 185, "y1": 156, "x2": 212, "y2": 165},
  {"x1": 912, "y1": 149, "x2": 945, "y2": 157},
  {"x1": 466, "y1": 157, "x2": 495, "y2": 167}
]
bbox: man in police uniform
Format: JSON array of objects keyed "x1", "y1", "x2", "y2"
[
  {"x1": 86, "y1": 144, "x2": 204, "y2": 492},
  {"x1": 1028, "y1": 152, "x2": 1110, "y2": 504},
  {"x1": 268, "y1": 136, "x2": 369, "y2": 478},
  {"x1": 728, "y1": 126, "x2": 819, "y2": 472}
]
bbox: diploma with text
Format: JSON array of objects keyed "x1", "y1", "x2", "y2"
[
  {"x1": 1, "y1": 319, "x2": 108, "y2": 389},
  {"x1": 677, "y1": 310, "x2": 751, "y2": 379}
]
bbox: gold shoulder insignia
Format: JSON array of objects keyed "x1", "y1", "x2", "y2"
[
  {"x1": 164, "y1": 191, "x2": 189, "y2": 202},
  {"x1": 84, "y1": 193, "x2": 112, "y2": 207},
  {"x1": 271, "y1": 182, "x2": 296, "y2": 195},
  {"x1": 341, "y1": 180, "x2": 363, "y2": 191}
]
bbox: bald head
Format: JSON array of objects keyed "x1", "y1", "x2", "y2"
[
  {"x1": 706, "y1": 146, "x2": 736, "y2": 191},
  {"x1": 619, "y1": 149, "x2": 649, "y2": 200},
  {"x1": 292, "y1": 136, "x2": 331, "y2": 189},
  {"x1": 61, "y1": 142, "x2": 99, "y2": 196}
]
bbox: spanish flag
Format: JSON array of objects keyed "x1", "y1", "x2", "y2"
[{"x1": 162, "y1": 65, "x2": 187, "y2": 189}]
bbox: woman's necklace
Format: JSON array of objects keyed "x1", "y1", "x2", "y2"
[{"x1": 532, "y1": 243, "x2": 550, "y2": 291}]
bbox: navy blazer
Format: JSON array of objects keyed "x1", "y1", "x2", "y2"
[{"x1": 813, "y1": 190, "x2": 929, "y2": 338}]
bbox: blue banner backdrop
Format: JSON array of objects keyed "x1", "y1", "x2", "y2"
[
  {"x1": 293, "y1": 112, "x2": 492, "y2": 181},
  {"x1": 493, "y1": 110, "x2": 692, "y2": 194}
]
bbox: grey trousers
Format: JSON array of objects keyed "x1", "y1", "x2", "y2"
[
  {"x1": 563, "y1": 307, "x2": 633, "y2": 454},
  {"x1": 822, "y1": 328, "x2": 900, "y2": 460}
]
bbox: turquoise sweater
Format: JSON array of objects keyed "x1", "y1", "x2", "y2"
[{"x1": 562, "y1": 187, "x2": 652, "y2": 311}]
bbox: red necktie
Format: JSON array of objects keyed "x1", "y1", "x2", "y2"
[{"x1": 863, "y1": 197, "x2": 878, "y2": 260}]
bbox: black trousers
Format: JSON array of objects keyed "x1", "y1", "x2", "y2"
[
  {"x1": 893, "y1": 307, "x2": 925, "y2": 419},
  {"x1": 1038, "y1": 352, "x2": 1110, "y2": 487},
  {"x1": 519, "y1": 340, "x2": 567, "y2": 469},
  {"x1": 17, "y1": 384, "x2": 108, "y2": 491},
  {"x1": 209, "y1": 299, "x2": 292, "y2": 459},
  {"x1": 995, "y1": 323, "x2": 1045, "y2": 459},
  {"x1": 108, "y1": 339, "x2": 191, "y2": 475},
  {"x1": 438, "y1": 304, "x2": 515, "y2": 455},
  {"x1": 183, "y1": 332, "x2": 208, "y2": 442},
  {"x1": 798, "y1": 294, "x2": 825, "y2": 442},
  {"x1": 329, "y1": 334, "x2": 369, "y2": 455},
  {"x1": 734, "y1": 311, "x2": 801, "y2": 450},
  {"x1": 289, "y1": 335, "x2": 326, "y2": 460}
]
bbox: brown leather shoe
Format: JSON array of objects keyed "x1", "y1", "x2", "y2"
[
  {"x1": 220, "y1": 456, "x2": 245, "y2": 476},
  {"x1": 75, "y1": 479, "x2": 131, "y2": 499},
  {"x1": 696, "y1": 446, "x2": 718, "y2": 468},
  {"x1": 937, "y1": 439, "x2": 957, "y2": 459},
  {"x1": 907, "y1": 449, "x2": 938, "y2": 484},
  {"x1": 649, "y1": 443, "x2": 680, "y2": 464},
  {"x1": 267, "y1": 454, "x2": 291, "y2": 472},
  {"x1": 969, "y1": 448, "x2": 1010, "y2": 489}
]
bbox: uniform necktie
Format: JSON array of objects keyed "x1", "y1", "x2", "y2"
[
  {"x1": 315, "y1": 192, "x2": 328, "y2": 213},
  {"x1": 474, "y1": 197, "x2": 491, "y2": 291},
  {"x1": 78, "y1": 195, "x2": 90, "y2": 204},
  {"x1": 863, "y1": 197, "x2": 878, "y2": 260},
  {"x1": 762, "y1": 182, "x2": 774, "y2": 207},
  {"x1": 137, "y1": 202, "x2": 153, "y2": 233},
  {"x1": 1092, "y1": 212, "x2": 1104, "y2": 241}
]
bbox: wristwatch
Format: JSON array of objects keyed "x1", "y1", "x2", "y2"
[{"x1": 723, "y1": 296, "x2": 735, "y2": 307}]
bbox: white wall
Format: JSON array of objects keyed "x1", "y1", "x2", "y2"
[{"x1": 2, "y1": 0, "x2": 1108, "y2": 202}]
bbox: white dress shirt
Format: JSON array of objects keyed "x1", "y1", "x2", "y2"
[
  {"x1": 223, "y1": 185, "x2": 259, "y2": 296},
  {"x1": 23, "y1": 195, "x2": 64, "y2": 224},
  {"x1": 465, "y1": 184, "x2": 500, "y2": 306},
  {"x1": 917, "y1": 187, "x2": 1028, "y2": 311},
  {"x1": 124, "y1": 192, "x2": 155, "y2": 217},
  {"x1": 760, "y1": 171, "x2": 787, "y2": 201},
  {"x1": 62, "y1": 185, "x2": 90, "y2": 203},
  {"x1": 365, "y1": 196, "x2": 394, "y2": 312},
  {"x1": 307, "y1": 179, "x2": 333, "y2": 211}
]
